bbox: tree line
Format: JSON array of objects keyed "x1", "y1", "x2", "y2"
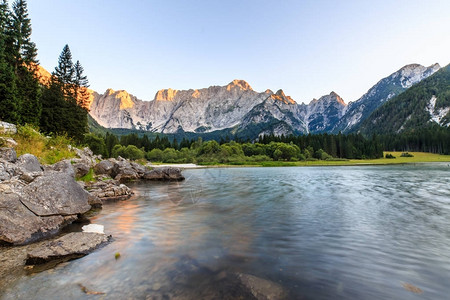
[
  {"x1": 84, "y1": 131, "x2": 386, "y2": 163},
  {"x1": 0, "y1": 0, "x2": 89, "y2": 141}
]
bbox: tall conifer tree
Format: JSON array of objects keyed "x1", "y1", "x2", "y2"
[
  {"x1": 53, "y1": 44, "x2": 74, "y2": 100},
  {"x1": 0, "y1": 0, "x2": 19, "y2": 123},
  {"x1": 73, "y1": 60, "x2": 90, "y2": 109},
  {"x1": 41, "y1": 44, "x2": 88, "y2": 141},
  {"x1": 8, "y1": 0, "x2": 41, "y2": 125}
]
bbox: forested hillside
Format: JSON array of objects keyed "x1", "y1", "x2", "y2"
[
  {"x1": 359, "y1": 64, "x2": 450, "y2": 135},
  {"x1": 0, "y1": 0, "x2": 89, "y2": 141}
]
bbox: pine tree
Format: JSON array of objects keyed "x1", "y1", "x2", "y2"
[
  {"x1": 53, "y1": 44, "x2": 74, "y2": 99},
  {"x1": 0, "y1": 0, "x2": 19, "y2": 123},
  {"x1": 8, "y1": 0, "x2": 41, "y2": 125},
  {"x1": 73, "y1": 60, "x2": 90, "y2": 109},
  {"x1": 40, "y1": 78, "x2": 66, "y2": 134},
  {"x1": 42, "y1": 44, "x2": 89, "y2": 141}
]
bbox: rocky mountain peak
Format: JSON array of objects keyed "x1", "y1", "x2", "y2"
[
  {"x1": 391, "y1": 63, "x2": 441, "y2": 89},
  {"x1": 105, "y1": 88, "x2": 116, "y2": 96},
  {"x1": 311, "y1": 92, "x2": 346, "y2": 106},
  {"x1": 270, "y1": 89, "x2": 296, "y2": 105},
  {"x1": 226, "y1": 79, "x2": 253, "y2": 91},
  {"x1": 329, "y1": 91, "x2": 346, "y2": 105},
  {"x1": 102, "y1": 89, "x2": 135, "y2": 109},
  {"x1": 155, "y1": 88, "x2": 178, "y2": 101}
]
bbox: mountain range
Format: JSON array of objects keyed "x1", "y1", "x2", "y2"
[{"x1": 41, "y1": 62, "x2": 449, "y2": 139}]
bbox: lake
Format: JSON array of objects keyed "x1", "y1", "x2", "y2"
[{"x1": 2, "y1": 164, "x2": 450, "y2": 299}]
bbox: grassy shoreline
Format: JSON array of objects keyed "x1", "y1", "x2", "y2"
[{"x1": 153, "y1": 152, "x2": 450, "y2": 168}]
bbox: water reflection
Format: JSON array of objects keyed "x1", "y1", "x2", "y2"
[{"x1": 2, "y1": 164, "x2": 450, "y2": 299}]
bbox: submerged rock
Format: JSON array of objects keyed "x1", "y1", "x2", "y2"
[
  {"x1": 236, "y1": 273, "x2": 287, "y2": 300},
  {"x1": 26, "y1": 232, "x2": 111, "y2": 265},
  {"x1": 143, "y1": 167, "x2": 185, "y2": 181}
]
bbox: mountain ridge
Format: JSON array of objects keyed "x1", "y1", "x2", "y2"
[{"x1": 37, "y1": 62, "x2": 445, "y2": 138}]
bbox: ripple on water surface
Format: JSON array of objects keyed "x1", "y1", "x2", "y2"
[{"x1": 2, "y1": 164, "x2": 450, "y2": 299}]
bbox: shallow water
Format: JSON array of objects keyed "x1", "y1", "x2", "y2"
[{"x1": 2, "y1": 164, "x2": 450, "y2": 299}]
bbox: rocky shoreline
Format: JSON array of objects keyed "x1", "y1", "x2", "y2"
[{"x1": 0, "y1": 143, "x2": 184, "y2": 278}]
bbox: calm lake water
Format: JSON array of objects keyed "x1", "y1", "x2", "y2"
[{"x1": 2, "y1": 164, "x2": 450, "y2": 299}]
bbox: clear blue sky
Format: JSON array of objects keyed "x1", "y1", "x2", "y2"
[{"x1": 27, "y1": 0, "x2": 450, "y2": 104}]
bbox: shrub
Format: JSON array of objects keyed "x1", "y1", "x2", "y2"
[
  {"x1": 84, "y1": 133, "x2": 106, "y2": 156},
  {"x1": 400, "y1": 152, "x2": 414, "y2": 157},
  {"x1": 146, "y1": 148, "x2": 164, "y2": 162},
  {"x1": 13, "y1": 124, "x2": 76, "y2": 164}
]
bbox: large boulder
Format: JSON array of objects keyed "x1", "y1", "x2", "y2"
[
  {"x1": 143, "y1": 167, "x2": 185, "y2": 181},
  {"x1": 0, "y1": 193, "x2": 77, "y2": 245},
  {"x1": 0, "y1": 156, "x2": 92, "y2": 245},
  {"x1": 94, "y1": 159, "x2": 116, "y2": 176},
  {"x1": 19, "y1": 169, "x2": 91, "y2": 216},
  {"x1": 112, "y1": 158, "x2": 139, "y2": 181},
  {"x1": 0, "y1": 147, "x2": 17, "y2": 163},
  {"x1": 130, "y1": 161, "x2": 147, "y2": 177},
  {"x1": 26, "y1": 232, "x2": 111, "y2": 265},
  {"x1": 17, "y1": 154, "x2": 42, "y2": 173}
]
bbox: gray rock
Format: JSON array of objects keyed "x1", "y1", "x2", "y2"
[
  {"x1": 17, "y1": 154, "x2": 42, "y2": 172},
  {"x1": 0, "y1": 121, "x2": 17, "y2": 134},
  {"x1": 19, "y1": 169, "x2": 91, "y2": 216},
  {"x1": 26, "y1": 232, "x2": 111, "y2": 264},
  {"x1": 0, "y1": 161, "x2": 13, "y2": 181},
  {"x1": 73, "y1": 147, "x2": 99, "y2": 166},
  {"x1": 0, "y1": 193, "x2": 44, "y2": 244},
  {"x1": 87, "y1": 194, "x2": 103, "y2": 208},
  {"x1": 130, "y1": 161, "x2": 147, "y2": 177},
  {"x1": 73, "y1": 162, "x2": 90, "y2": 178},
  {"x1": 0, "y1": 193, "x2": 78, "y2": 245},
  {"x1": 85, "y1": 179, "x2": 133, "y2": 201},
  {"x1": 0, "y1": 147, "x2": 17, "y2": 163},
  {"x1": 46, "y1": 159, "x2": 75, "y2": 177},
  {"x1": 112, "y1": 159, "x2": 139, "y2": 181},
  {"x1": 237, "y1": 273, "x2": 287, "y2": 300},
  {"x1": 19, "y1": 171, "x2": 43, "y2": 183},
  {"x1": 94, "y1": 160, "x2": 115, "y2": 176},
  {"x1": 143, "y1": 167, "x2": 185, "y2": 181}
]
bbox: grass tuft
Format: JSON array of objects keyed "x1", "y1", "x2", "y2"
[
  {"x1": 78, "y1": 168, "x2": 95, "y2": 182},
  {"x1": 5, "y1": 124, "x2": 76, "y2": 165}
]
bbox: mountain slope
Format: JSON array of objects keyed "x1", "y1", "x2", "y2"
[
  {"x1": 86, "y1": 63, "x2": 443, "y2": 138},
  {"x1": 301, "y1": 92, "x2": 347, "y2": 133},
  {"x1": 331, "y1": 63, "x2": 440, "y2": 133},
  {"x1": 89, "y1": 80, "x2": 270, "y2": 133},
  {"x1": 359, "y1": 64, "x2": 450, "y2": 135}
]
